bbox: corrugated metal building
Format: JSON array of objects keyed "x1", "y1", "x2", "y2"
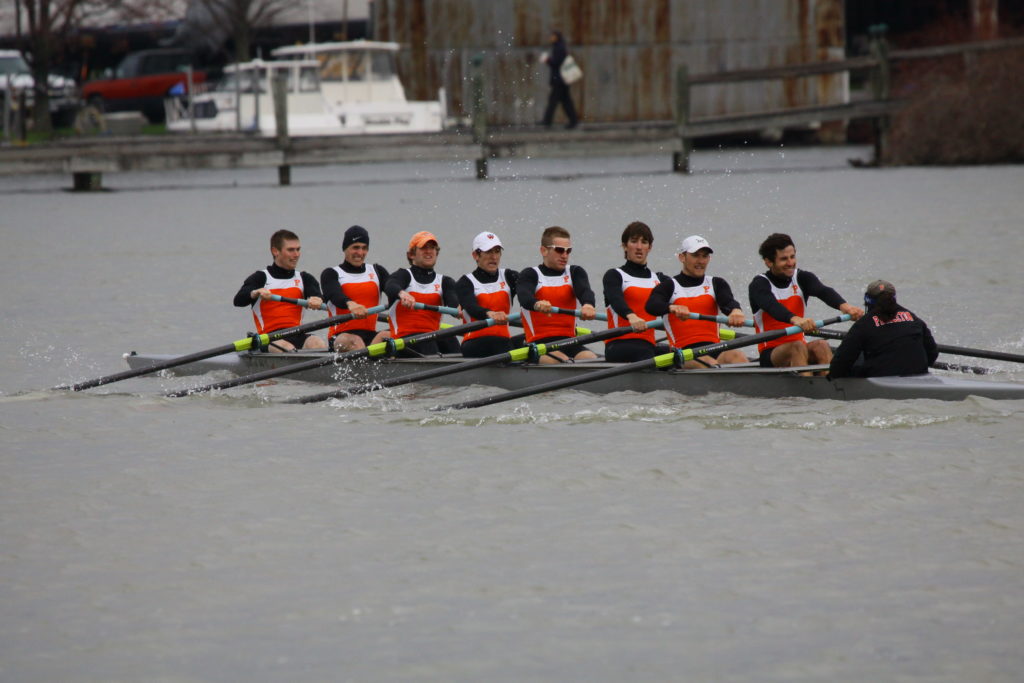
[{"x1": 373, "y1": 0, "x2": 847, "y2": 126}]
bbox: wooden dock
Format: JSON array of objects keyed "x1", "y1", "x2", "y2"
[{"x1": 0, "y1": 123, "x2": 685, "y2": 189}]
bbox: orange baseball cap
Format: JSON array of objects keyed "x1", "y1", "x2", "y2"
[{"x1": 408, "y1": 231, "x2": 439, "y2": 249}]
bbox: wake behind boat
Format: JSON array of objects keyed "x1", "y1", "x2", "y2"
[{"x1": 123, "y1": 351, "x2": 1024, "y2": 402}]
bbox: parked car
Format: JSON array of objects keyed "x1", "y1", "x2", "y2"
[
  {"x1": 0, "y1": 49, "x2": 79, "y2": 127},
  {"x1": 81, "y1": 48, "x2": 207, "y2": 123}
]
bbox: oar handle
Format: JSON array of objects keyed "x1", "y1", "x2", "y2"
[
  {"x1": 548, "y1": 306, "x2": 609, "y2": 321},
  {"x1": 268, "y1": 294, "x2": 329, "y2": 311},
  {"x1": 412, "y1": 303, "x2": 461, "y2": 317},
  {"x1": 686, "y1": 312, "x2": 755, "y2": 327}
]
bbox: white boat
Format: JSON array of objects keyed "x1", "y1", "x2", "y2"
[
  {"x1": 123, "y1": 351, "x2": 1024, "y2": 402},
  {"x1": 166, "y1": 40, "x2": 444, "y2": 136},
  {"x1": 165, "y1": 58, "x2": 345, "y2": 135}
]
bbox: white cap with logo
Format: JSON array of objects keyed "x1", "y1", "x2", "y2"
[
  {"x1": 678, "y1": 235, "x2": 714, "y2": 254},
  {"x1": 472, "y1": 231, "x2": 503, "y2": 252}
]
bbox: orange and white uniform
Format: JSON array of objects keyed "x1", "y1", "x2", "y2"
[
  {"x1": 461, "y1": 269, "x2": 512, "y2": 341},
  {"x1": 753, "y1": 270, "x2": 805, "y2": 353},
  {"x1": 388, "y1": 269, "x2": 443, "y2": 337},
  {"x1": 520, "y1": 267, "x2": 578, "y2": 342},
  {"x1": 252, "y1": 269, "x2": 305, "y2": 334},
  {"x1": 662, "y1": 275, "x2": 720, "y2": 348},
  {"x1": 326, "y1": 265, "x2": 382, "y2": 341},
  {"x1": 606, "y1": 268, "x2": 660, "y2": 344}
]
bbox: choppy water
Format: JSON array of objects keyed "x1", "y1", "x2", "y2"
[{"x1": 2, "y1": 147, "x2": 1023, "y2": 681}]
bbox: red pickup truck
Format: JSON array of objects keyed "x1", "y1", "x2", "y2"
[{"x1": 82, "y1": 49, "x2": 207, "y2": 123}]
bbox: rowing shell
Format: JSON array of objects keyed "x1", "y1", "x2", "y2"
[{"x1": 123, "y1": 351, "x2": 1024, "y2": 401}]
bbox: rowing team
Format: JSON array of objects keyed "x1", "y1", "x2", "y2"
[{"x1": 234, "y1": 224, "x2": 939, "y2": 378}]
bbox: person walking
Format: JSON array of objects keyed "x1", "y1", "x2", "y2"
[{"x1": 540, "y1": 30, "x2": 579, "y2": 129}]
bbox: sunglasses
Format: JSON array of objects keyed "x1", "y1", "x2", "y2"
[{"x1": 545, "y1": 245, "x2": 573, "y2": 255}]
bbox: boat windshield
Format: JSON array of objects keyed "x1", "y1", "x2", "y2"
[
  {"x1": 319, "y1": 50, "x2": 395, "y2": 82},
  {"x1": 215, "y1": 65, "x2": 320, "y2": 93}
]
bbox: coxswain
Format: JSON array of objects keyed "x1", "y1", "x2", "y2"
[
  {"x1": 232, "y1": 229, "x2": 327, "y2": 352},
  {"x1": 748, "y1": 233, "x2": 863, "y2": 370},
  {"x1": 645, "y1": 234, "x2": 749, "y2": 368},
  {"x1": 829, "y1": 280, "x2": 938, "y2": 378},
  {"x1": 601, "y1": 221, "x2": 670, "y2": 362},
  {"x1": 383, "y1": 231, "x2": 460, "y2": 356},
  {"x1": 319, "y1": 225, "x2": 390, "y2": 352},
  {"x1": 517, "y1": 226, "x2": 598, "y2": 364},
  {"x1": 456, "y1": 231, "x2": 520, "y2": 358}
]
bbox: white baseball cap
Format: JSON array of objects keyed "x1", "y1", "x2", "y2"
[
  {"x1": 472, "y1": 231, "x2": 503, "y2": 252},
  {"x1": 678, "y1": 235, "x2": 713, "y2": 254}
]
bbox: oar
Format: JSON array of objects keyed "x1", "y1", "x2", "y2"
[
  {"x1": 268, "y1": 294, "x2": 329, "y2": 311},
  {"x1": 548, "y1": 306, "x2": 608, "y2": 321},
  {"x1": 806, "y1": 327, "x2": 1024, "y2": 364},
  {"x1": 165, "y1": 312, "x2": 501, "y2": 397},
  {"x1": 438, "y1": 315, "x2": 850, "y2": 411},
  {"x1": 288, "y1": 319, "x2": 666, "y2": 404},
  {"x1": 56, "y1": 304, "x2": 387, "y2": 391},
  {"x1": 684, "y1": 312, "x2": 755, "y2": 327}
]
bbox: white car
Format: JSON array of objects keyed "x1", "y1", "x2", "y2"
[{"x1": 0, "y1": 49, "x2": 79, "y2": 126}]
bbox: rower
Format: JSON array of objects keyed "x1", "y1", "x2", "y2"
[
  {"x1": 601, "y1": 221, "x2": 670, "y2": 362},
  {"x1": 829, "y1": 279, "x2": 938, "y2": 378},
  {"x1": 645, "y1": 234, "x2": 748, "y2": 368},
  {"x1": 320, "y1": 225, "x2": 391, "y2": 352},
  {"x1": 233, "y1": 229, "x2": 327, "y2": 352},
  {"x1": 517, "y1": 226, "x2": 598, "y2": 364},
  {"x1": 383, "y1": 231, "x2": 460, "y2": 356},
  {"x1": 748, "y1": 232, "x2": 863, "y2": 370},
  {"x1": 456, "y1": 231, "x2": 519, "y2": 358}
]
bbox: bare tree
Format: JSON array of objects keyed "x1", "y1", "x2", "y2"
[
  {"x1": 18, "y1": 0, "x2": 177, "y2": 135},
  {"x1": 197, "y1": 0, "x2": 293, "y2": 63}
]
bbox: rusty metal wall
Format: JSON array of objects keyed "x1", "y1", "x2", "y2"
[{"x1": 374, "y1": 0, "x2": 847, "y2": 125}]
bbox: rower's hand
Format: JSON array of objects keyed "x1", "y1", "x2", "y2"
[
  {"x1": 348, "y1": 302, "x2": 368, "y2": 318},
  {"x1": 306, "y1": 296, "x2": 324, "y2": 310},
  {"x1": 727, "y1": 309, "x2": 747, "y2": 327},
  {"x1": 840, "y1": 303, "x2": 864, "y2": 321},
  {"x1": 626, "y1": 313, "x2": 647, "y2": 332},
  {"x1": 488, "y1": 310, "x2": 508, "y2": 324},
  {"x1": 399, "y1": 291, "x2": 417, "y2": 309},
  {"x1": 669, "y1": 304, "x2": 690, "y2": 320},
  {"x1": 534, "y1": 300, "x2": 553, "y2": 314},
  {"x1": 253, "y1": 287, "x2": 273, "y2": 301},
  {"x1": 579, "y1": 304, "x2": 597, "y2": 321},
  {"x1": 791, "y1": 315, "x2": 817, "y2": 332}
]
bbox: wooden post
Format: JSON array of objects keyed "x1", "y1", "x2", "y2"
[
  {"x1": 869, "y1": 24, "x2": 891, "y2": 166},
  {"x1": 272, "y1": 70, "x2": 291, "y2": 186},
  {"x1": 185, "y1": 66, "x2": 196, "y2": 133},
  {"x1": 470, "y1": 54, "x2": 488, "y2": 179},
  {"x1": 72, "y1": 172, "x2": 103, "y2": 192},
  {"x1": 673, "y1": 64, "x2": 692, "y2": 174}
]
